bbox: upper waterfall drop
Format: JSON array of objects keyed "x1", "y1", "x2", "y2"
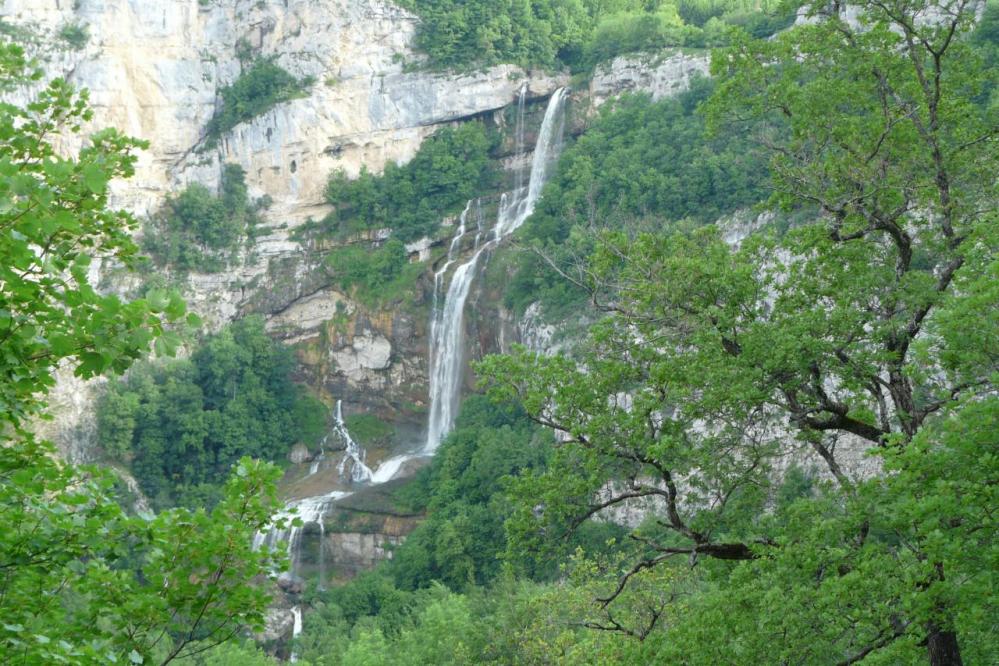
[{"x1": 424, "y1": 86, "x2": 569, "y2": 454}]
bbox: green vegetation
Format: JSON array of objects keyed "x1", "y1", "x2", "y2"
[
  {"x1": 294, "y1": 395, "x2": 626, "y2": 663},
  {"x1": 324, "y1": 239, "x2": 415, "y2": 307},
  {"x1": 394, "y1": 0, "x2": 794, "y2": 70},
  {"x1": 344, "y1": 413, "x2": 395, "y2": 448},
  {"x1": 205, "y1": 58, "x2": 313, "y2": 145},
  {"x1": 0, "y1": 39, "x2": 284, "y2": 664},
  {"x1": 3, "y1": 0, "x2": 997, "y2": 662},
  {"x1": 58, "y1": 22, "x2": 89, "y2": 49},
  {"x1": 479, "y1": 0, "x2": 998, "y2": 662},
  {"x1": 506, "y1": 77, "x2": 770, "y2": 315},
  {"x1": 98, "y1": 316, "x2": 327, "y2": 509},
  {"x1": 317, "y1": 122, "x2": 497, "y2": 305},
  {"x1": 323, "y1": 122, "x2": 497, "y2": 242},
  {"x1": 143, "y1": 164, "x2": 263, "y2": 272}
]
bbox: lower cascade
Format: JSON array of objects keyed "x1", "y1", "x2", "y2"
[
  {"x1": 333, "y1": 400, "x2": 373, "y2": 483},
  {"x1": 289, "y1": 606, "x2": 303, "y2": 663}
]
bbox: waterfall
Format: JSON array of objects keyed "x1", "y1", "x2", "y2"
[
  {"x1": 252, "y1": 490, "x2": 350, "y2": 577},
  {"x1": 334, "y1": 400, "x2": 373, "y2": 483},
  {"x1": 289, "y1": 606, "x2": 303, "y2": 663},
  {"x1": 424, "y1": 87, "x2": 569, "y2": 453},
  {"x1": 253, "y1": 87, "x2": 569, "y2": 652},
  {"x1": 307, "y1": 435, "x2": 326, "y2": 477}
]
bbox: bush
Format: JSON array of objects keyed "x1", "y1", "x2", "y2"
[
  {"x1": 97, "y1": 316, "x2": 326, "y2": 509},
  {"x1": 326, "y1": 239, "x2": 425, "y2": 306},
  {"x1": 143, "y1": 163, "x2": 262, "y2": 272},
  {"x1": 58, "y1": 22, "x2": 88, "y2": 49},
  {"x1": 323, "y1": 122, "x2": 496, "y2": 243},
  {"x1": 205, "y1": 58, "x2": 312, "y2": 144}
]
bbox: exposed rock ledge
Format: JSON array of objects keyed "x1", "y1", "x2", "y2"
[{"x1": 590, "y1": 50, "x2": 710, "y2": 107}]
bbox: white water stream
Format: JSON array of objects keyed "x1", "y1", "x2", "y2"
[{"x1": 424, "y1": 86, "x2": 568, "y2": 452}]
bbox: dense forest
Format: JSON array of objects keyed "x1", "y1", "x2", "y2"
[{"x1": 0, "y1": 0, "x2": 996, "y2": 664}]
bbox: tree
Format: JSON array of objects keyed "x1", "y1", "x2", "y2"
[
  {"x1": 0, "y1": 40, "x2": 287, "y2": 663},
  {"x1": 480, "y1": 0, "x2": 997, "y2": 663}
]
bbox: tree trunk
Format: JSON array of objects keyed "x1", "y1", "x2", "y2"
[{"x1": 926, "y1": 624, "x2": 962, "y2": 666}]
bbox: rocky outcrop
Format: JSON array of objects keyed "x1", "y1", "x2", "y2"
[
  {"x1": 590, "y1": 50, "x2": 710, "y2": 107},
  {"x1": 325, "y1": 531, "x2": 406, "y2": 576},
  {"x1": 1, "y1": 0, "x2": 566, "y2": 223}
]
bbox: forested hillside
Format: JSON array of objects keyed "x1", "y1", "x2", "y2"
[{"x1": 0, "y1": 0, "x2": 995, "y2": 664}]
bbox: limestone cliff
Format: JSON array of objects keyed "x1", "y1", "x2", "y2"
[
  {"x1": 0, "y1": 0, "x2": 567, "y2": 460},
  {"x1": 1, "y1": 1, "x2": 710, "y2": 471}
]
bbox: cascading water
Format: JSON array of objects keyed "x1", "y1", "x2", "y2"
[
  {"x1": 333, "y1": 400, "x2": 373, "y2": 483},
  {"x1": 252, "y1": 490, "x2": 349, "y2": 577},
  {"x1": 289, "y1": 606, "x2": 303, "y2": 663},
  {"x1": 424, "y1": 86, "x2": 568, "y2": 453},
  {"x1": 257, "y1": 89, "x2": 569, "y2": 640}
]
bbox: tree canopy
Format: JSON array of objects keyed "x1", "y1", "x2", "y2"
[
  {"x1": 0, "y1": 40, "x2": 287, "y2": 664},
  {"x1": 480, "y1": 0, "x2": 998, "y2": 663}
]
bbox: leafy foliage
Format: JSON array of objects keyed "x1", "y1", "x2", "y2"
[
  {"x1": 395, "y1": 0, "x2": 793, "y2": 69},
  {"x1": 323, "y1": 122, "x2": 496, "y2": 243},
  {"x1": 0, "y1": 40, "x2": 286, "y2": 665},
  {"x1": 204, "y1": 58, "x2": 312, "y2": 144},
  {"x1": 0, "y1": 42, "x2": 187, "y2": 433},
  {"x1": 386, "y1": 396, "x2": 551, "y2": 591},
  {"x1": 480, "y1": 0, "x2": 998, "y2": 662},
  {"x1": 1, "y1": 446, "x2": 287, "y2": 665},
  {"x1": 143, "y1": 164, "x2": 263, "y2": 272},
  {"x1": 98, "y1": 316, "x2": 327, "y2": 509}
]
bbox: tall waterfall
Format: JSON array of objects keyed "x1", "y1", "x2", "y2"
[
  {"x1": 253, "y1": 87, "x2": 569, "y2": 611},
  {"x1": 424, "y1": 87, "x2": 568, "y2": 452}
]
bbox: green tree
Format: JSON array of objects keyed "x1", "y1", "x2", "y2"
[
  {"x1": 480, "y1": 0, "x2": 997, "y2": 663},
  {"x1": 204, "y1": 58, "x2": 312, "y2": 145},
  {"x1": 100, "y1": 316, "x2": 325, "y2": 509},
  {"x1": 143, "y1": 164, "x2": 262, "y2": 273},
  {"x1": 0, "y1": 41, "x2": 287, "y2": 663}
]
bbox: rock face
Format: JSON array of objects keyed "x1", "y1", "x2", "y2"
[
  {"x1": 0, "y1": 0, "x2": 566, "y2": 460},
  {"x1": 1, "y1": 0, "x2": 565, "y2": 222},
  {"x1": 325, "y1": 532, "x2": 406, "y2": 576},
  {"x1": 590, "y1": 50, "x2": 710, "y2": 107},
  {"x1": 1, "y1": 1, "x2": 711, "y2": 467}
]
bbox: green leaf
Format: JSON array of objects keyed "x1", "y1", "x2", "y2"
[{"x1": 82, "y1": 162, "x2": 108, "y2": 193}]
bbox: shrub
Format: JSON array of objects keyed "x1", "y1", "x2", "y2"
[
  {"x1": 204, "y1": 58, "x2": 313, "y2": 144},
  {"x1": 58, "y1": 22, "x2": 88, "y2": 49},
  {"x1": 325, "y1": 239, "x2": 426, "y2": 306},
  {"x1": 142, "y1": 163, "x2": 262, "y2": 272},
  {"x1": 323, "y1": 122, "x2": 496, "y2": 243}
]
